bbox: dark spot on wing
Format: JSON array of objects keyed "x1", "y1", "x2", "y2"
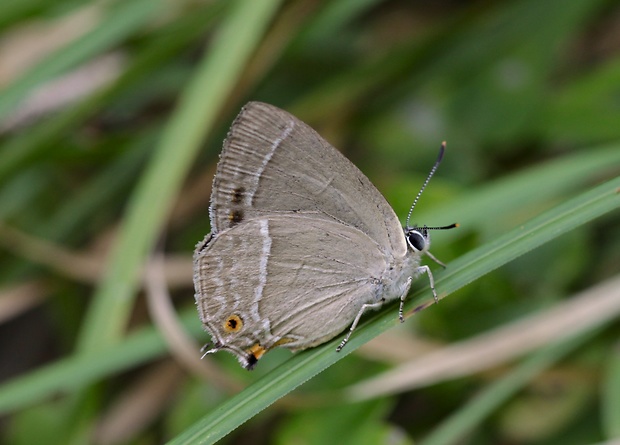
[
  {"x1": 246, "y1": 353, "x2": 258, "y2": 370},
  {"x1": 231, "y1": 187, "x2": 245, "y2": 204},
  {"x1": 229, "y1": 209, "x2": 244, "y2": 225}
]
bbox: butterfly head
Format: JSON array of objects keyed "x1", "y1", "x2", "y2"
[
  {"x1": 404, "y1": 223, "x2": 458, "y2": 267},
  {"x1": 405, "y1": 226, "x2": 430, "y2": 253}
]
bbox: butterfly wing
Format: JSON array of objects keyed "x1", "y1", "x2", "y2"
[
  {"x1": 209, "y1": 101, "x2": 406, "y2": 257},
  {"x1": 193, "y1": 214, "x2": 390, "y2": 369}
]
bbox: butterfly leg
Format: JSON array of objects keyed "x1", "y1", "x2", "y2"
[
  {"x1": 420, "y1": 265, "x2": 438, "y2": 303},
  {"x1": 398, "y1": 276, "x2": 412, "y2": 322},
  {"x1": 399, "y1": 266, "x2": 438, "y2": 321},
  {"x1": 336, "y1": 299, "x2": 385, "y2": 352},
  {"x1": 420, "y1": 265, "x2": 439, "y2": 304}
]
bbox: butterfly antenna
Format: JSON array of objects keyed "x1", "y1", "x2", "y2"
[{"x1": 405, "y1": 141, "x2": 446, "y2": 228}]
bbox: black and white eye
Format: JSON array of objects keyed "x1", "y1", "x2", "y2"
[{"x1": 406, "y1": 229, "x2": 427, "y2": 251}]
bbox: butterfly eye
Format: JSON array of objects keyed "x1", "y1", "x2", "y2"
[{"x1": 407, "y1": 230, "x2": 427, "y2": 252}]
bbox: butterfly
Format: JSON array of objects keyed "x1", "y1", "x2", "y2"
[{"x1": 193, "y1": 102, "x2": 455, "y2": 369}]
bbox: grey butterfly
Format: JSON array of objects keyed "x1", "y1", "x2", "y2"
[{"x1": 193, "y1": 102, "x2": 455, "y2": 370}]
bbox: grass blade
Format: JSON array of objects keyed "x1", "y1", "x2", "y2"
[
  {"x1": 76, "y1": 0, "x2": 284, "y2": 352},
  {"x1": 166, "y1": 176, "x2": 620, "y2": 444}
]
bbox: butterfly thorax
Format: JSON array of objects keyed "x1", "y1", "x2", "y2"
[{"x1": 375, "y1": 246, "x2": 422, "y2": 304}]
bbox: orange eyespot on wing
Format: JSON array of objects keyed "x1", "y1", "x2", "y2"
[{"x1": 223, "y1": 314, "x2": 243, "y2": 333}]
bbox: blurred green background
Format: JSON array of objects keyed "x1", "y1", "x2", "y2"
[{"x1": 0, "y1": 0, "x2": 619, "y2": 444}]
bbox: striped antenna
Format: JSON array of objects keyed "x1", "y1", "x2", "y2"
[{"x1": 405, "y1": 141, "x2": 446, "y2": 228}]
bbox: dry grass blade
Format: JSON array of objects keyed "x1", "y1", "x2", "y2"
[
  {"x1": 345, "y1": 274, "x2": 620, "y2": 400},
  {"x1": 93, "y1": 361, "x2": 184, "y2": 445},
  {"x1": 144, "y1": 252, "x2": 242, "y2": 392},
  {"x1": 0, "y1": 281, "x2": 46, "y2": 323},
  {"x1": 0, "y1": 223, "x2": 193, "y2": 287}
]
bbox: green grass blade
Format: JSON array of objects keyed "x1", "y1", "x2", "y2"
[
  {"x1": 423, "y1": 143, "x2": 620, "y2": 239},
  {"x1": 75, "y1": 0, "x2": 284, "y2": 352},
  {"x1": 0, "y1": 0, "x2": 162, "y2": 120},
  {"x1": 437, "y1": 176, "x2": 620, "y2": 296},
  {"x1": 0, "y1": 2, "x2": 224, "y2": 185},
  {"x1": 0, "y1": 310, "x2": 203, "y2": 415},
  {"x1": 602, "y1": 344, "x2": 620, "y2": 439},
  {"x1": 166, "y1": 176, "x2": 620, "y2": 444},
  {"x1": 419, "y1": 327, "x2": 602, "y2": 445}
]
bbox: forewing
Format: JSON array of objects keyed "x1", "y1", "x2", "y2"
[{"x1": 209, "y1": 101, "x2": 406, "y2": 256}]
